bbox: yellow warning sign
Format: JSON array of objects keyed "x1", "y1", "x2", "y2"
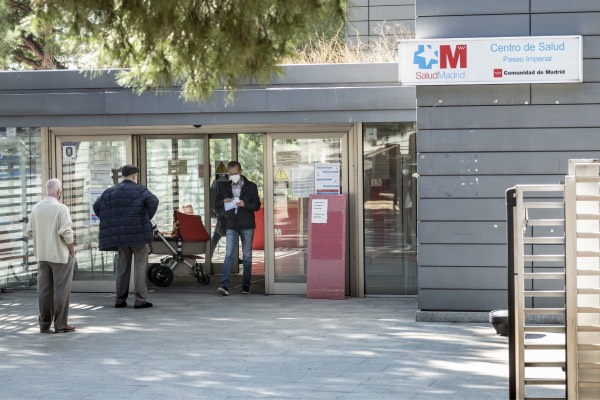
[
  {"x1": 274, "y1": 168, "x2": 289, "y2": 180},
  {"x1": 215, "y1": 161, "x2": 228, "y2": 174}
]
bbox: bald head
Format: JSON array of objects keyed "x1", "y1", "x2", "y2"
[{"x1": 46, "y1": 179, "x2": 62, "y2": 197}]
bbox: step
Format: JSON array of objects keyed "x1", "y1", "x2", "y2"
[
  {"x1": 577, "y1": 194, "x2": 600, "y2": 201},
  {"x1": 524, "y1": 397, "x2": 566, "y2": 400},
  {"x1": 523, "y1": 201, "x2": 564, "y2": 209},
  {"x1": 523, "y1": 237, "x2": 565, "y2": 245},
  {"x1": 524, "y1": 361, "x2": 565, "y2": 368},
  {"x1": 523, "y1": 273, "x2": 565, "y2": 280},
  {"x1": 524, "y1": 290, "x2": 565, "y2": 297},
  {"x1": 524, "y1": 343, "x2": 565, "y2": 350},
  {"x1": 524, "y1": 378, "x2": 566, "y2": 385},
  {"x1": 578, "y1": 325, "x2": 600, "y2": 332},
  {"x1": 577, "y1": 213, "x2": 600, "y2": 220},
  {"x1": 523, "y1": 255, "x2": 565, "y2": 262},
  {"x1": 527, "y1": 219, "x2": 565, "y2": 226},
  {"x1": 579, "y1": 344, "x2": 600, "y2": 351},
  {"x1": 577, "y1": 231, "x2": 600, "y2": 239},
  {"x1": 580, "y1": 362, "x2": 600, "y2": 369},
  {"x1": 578, "y1": 269, "x2": 600, "y2": 276},
  {"x1": 524, "y1": 325, "x2": 565, "y2": 333},
  {"x1": 578, "y1": 288, "x2": 600, "y2": 295},
  {"x1": 576, "y1": 176, "x2": 600, "y2": 183},
  {"x1": 524, "y1": 308, "x2": 565, "y2": 315},
  {"x1": 579, "y1": 381, "x2": 600, "y2": 388},
  {"x1": 577, "y1": 251, "x2": 600, "y2": 257},
  {"x1": 578, "y1": 306, "x2": 600, "y2": 313}
]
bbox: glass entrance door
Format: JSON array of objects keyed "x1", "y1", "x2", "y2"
[
  {"x1": 55, "y1": 135, "x2": 132, "y2": 291},
  {"x1": 265, "y1": 133, "x2": 347, "y2": 294}
]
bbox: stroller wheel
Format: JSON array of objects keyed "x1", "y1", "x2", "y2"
[
  {"x1": 197, "y1": 273, "x2": 210, "y2": 285},
  {"x1": 151, "y1": 265, "x2": 174, "y2": 287},
  {"x1": 147, "y1": 263, "x2": 161, "y2": 283}
]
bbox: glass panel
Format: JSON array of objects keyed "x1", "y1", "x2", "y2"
[
  {"x1": 145, "y1": 137, "x2": 206, "y2": 234},
  {"x1": 61, "y1": 139, "x2": 127, "y2": 281},
  {"x1": 238, "y1": 133, "x2": 265, "y2": 277},
  {"x1": 272, "y1": 137, "x2": 342, "y2": 283},
  {"x1": 209, "y1": 137, "x2": 232, "y2": 263},
  {"x1": 0, "y1": 128, "x2": 42, "y2": 289},
  {"x1": 363, "y1": 123, "x2": 417, "y2": 295}
]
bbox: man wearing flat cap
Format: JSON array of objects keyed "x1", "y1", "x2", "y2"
[{"x1": 93, "y1": 164, "x2": 159, "y2": 309}]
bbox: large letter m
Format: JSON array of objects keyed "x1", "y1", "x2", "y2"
[{"x1": 440, "y1": 44, "x2": 467, "y2": 69}]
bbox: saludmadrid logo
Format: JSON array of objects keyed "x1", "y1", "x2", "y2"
[{"x1": 413, "y1": 44, "x2": 467, "y2": 80}]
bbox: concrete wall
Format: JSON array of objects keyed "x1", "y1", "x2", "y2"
[
  {"x1": 415, "y1": 1, "x2": 600, "y2": 311},
  {"x1": 346, "y1": 0, "x2": 415, "y2": 46}
]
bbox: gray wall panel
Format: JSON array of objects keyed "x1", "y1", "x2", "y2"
[
  {"x1": 418, "y1": 221, "x2": 506, "y2": 244},
  {"x1": 532, "y1": 13, "x2": 600, "y2": 36},
  {"x1": 347, "y1": 6, "x2": 369, "y2": 21},
  {"x1": 417, "y1": 105, "x2": 600, "y2": 129},
  {"x1": 417, "y1": 199, "x2": 506, "y2": 220},
  {"x1": 583, "y1": 36, "x2": 600, "y2": 58},
  {"x1": 416, "y1": 15, "x2": 530, "y2": 39},
  {"x1": 419, "y1": 266, "x2": 507, "y2": 289},
  {"x1": 584, "y1": 59, "x2": 600, "y2": 82},
  {"x1": 417, "y1": 0, "x2": 529, "y2": 16},
  {"x1": 532, "y1": 0, "x2": 600, "y2": 13},
  {"x1": 532, "y1": 82, "x2": 600, "y2": 104},
  {"x1": 370, "y1": 0, "x2": 414, "y2": 6},
  {"x1": 417, "y1": 85, "x2": 531, "y2": 107},
  {"x1": 418, "y1": 128, "x2": 600, "y2": 152},
  {"x1": 370, "y1": 5, "x2": 414, "y2": 21},
  {"x1": 418, "y1": 152, "x2": 599, "y2": 175},
  {"x1": 418, "y1": 244, "x2": 507, "y2": 267},
  {"x1": 417, "y1": 175, "x2": 562, "y2": 199},
  {"x1": 418, "y1": 290, "x2": 507, "y2": 311}
]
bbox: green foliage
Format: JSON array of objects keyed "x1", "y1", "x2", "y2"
[
  {"x1": 30, "y1": 0, "x2": 345, "y2": 100},
  {"x1": 0, "y1": 0, "x2": 68, "y2": 69}
]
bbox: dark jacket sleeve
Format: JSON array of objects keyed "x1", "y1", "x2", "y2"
[
  {"x1": 244, "y1": 182, "x2": 261, "y2": 212},
  {"x1": 145, "y1": 189, "x2": 159, "y2": 220}
]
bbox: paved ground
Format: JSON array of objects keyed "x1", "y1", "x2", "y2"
[{"x1": 1, "y1": 286, "x2": 515, "y2": 399}]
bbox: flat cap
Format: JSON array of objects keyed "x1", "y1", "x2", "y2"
[{"x1": 121, "y1": 164, "x2": 141, "y2": 177}]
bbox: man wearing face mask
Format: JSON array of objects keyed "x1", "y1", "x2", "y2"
[{"x1": 214, "y1": 161, "x2": 261, "y2": 295}]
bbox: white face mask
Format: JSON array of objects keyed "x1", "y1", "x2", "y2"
[{"x1": 230, "y1": 174, "x2": 241, "y2": 184}]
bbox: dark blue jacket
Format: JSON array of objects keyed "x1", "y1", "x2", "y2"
[
  {"x1": 93, "y1": 180, "x2": 159, "y2": 251},
  {"x1": 215, "y1": 176, "x2": 260, "y2": 230}
]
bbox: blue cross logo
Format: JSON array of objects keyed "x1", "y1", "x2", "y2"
[{"x1": 413, "y1": 45, "x2": 438, "y2": 69}]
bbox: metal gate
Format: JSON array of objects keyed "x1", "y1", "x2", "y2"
[{"x1": 508, "y1": 159, "x2": 600, "y2": 399}]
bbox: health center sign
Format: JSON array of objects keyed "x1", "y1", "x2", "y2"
[{"x1": 398, "y1": 35, "x2": 582, "y2": 85}]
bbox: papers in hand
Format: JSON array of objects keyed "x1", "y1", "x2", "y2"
[{"x1": 224, "y1": 197, "x2": 239, "y2": 211}]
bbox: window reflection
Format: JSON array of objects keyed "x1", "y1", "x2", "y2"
[
  {"x1": 363, "y1": 123, "x2": 417, "y2": 295},
  {"x1": 0, "y1": 128, "x2": 42, "y2": 289}
]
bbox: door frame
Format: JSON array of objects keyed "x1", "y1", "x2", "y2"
[
  {"x1": 51, "y1": 132, "x2": 134, "y2": 292},
  {"x1": 264, "y1": 131, "x2": 349, "y2": 295}
]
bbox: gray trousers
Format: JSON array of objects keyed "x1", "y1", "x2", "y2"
[
  {"x1": 115, "y1": 244, "x2": 150, "y2": 306},
  {"x1": 37, "y1": 257, "x2": 75, "y2": 332}
]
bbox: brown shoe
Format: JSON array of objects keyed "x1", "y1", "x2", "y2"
[{"x1": 55, "y1": 325, "x2": 76, "y2": 333}]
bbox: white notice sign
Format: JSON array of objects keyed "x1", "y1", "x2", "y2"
[
  {"x1": 398, "y1": 35, "x2": 582, "y2": 85},
  {"x1": 311, "y1": 199, "x2": 328, "y2": 224}
]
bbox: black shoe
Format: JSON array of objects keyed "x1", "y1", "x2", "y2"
[
  {"x1": 217, "y1": 286, "x2": 229, "y2": 296},
  {"x1": 115, "y1": 302, "x2": 127, "y2": 308},
  {"x1": 241, "y1": 286, "x2": 250, "y2": 294},
  {"x1": 134, "y1": 302, "x2": 153, "y2": 309}
]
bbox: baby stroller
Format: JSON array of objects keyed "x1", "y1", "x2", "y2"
[{"x1": 147, "y1": 210, "x2": 211, "y2": 287}]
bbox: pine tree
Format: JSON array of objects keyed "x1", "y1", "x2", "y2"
[
  {"x1": 30, "y1": 0, "x2": 345, "y2": 100},
  {"x1": 0, "y1": 0, "x2": 66, "y2": 69}
]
